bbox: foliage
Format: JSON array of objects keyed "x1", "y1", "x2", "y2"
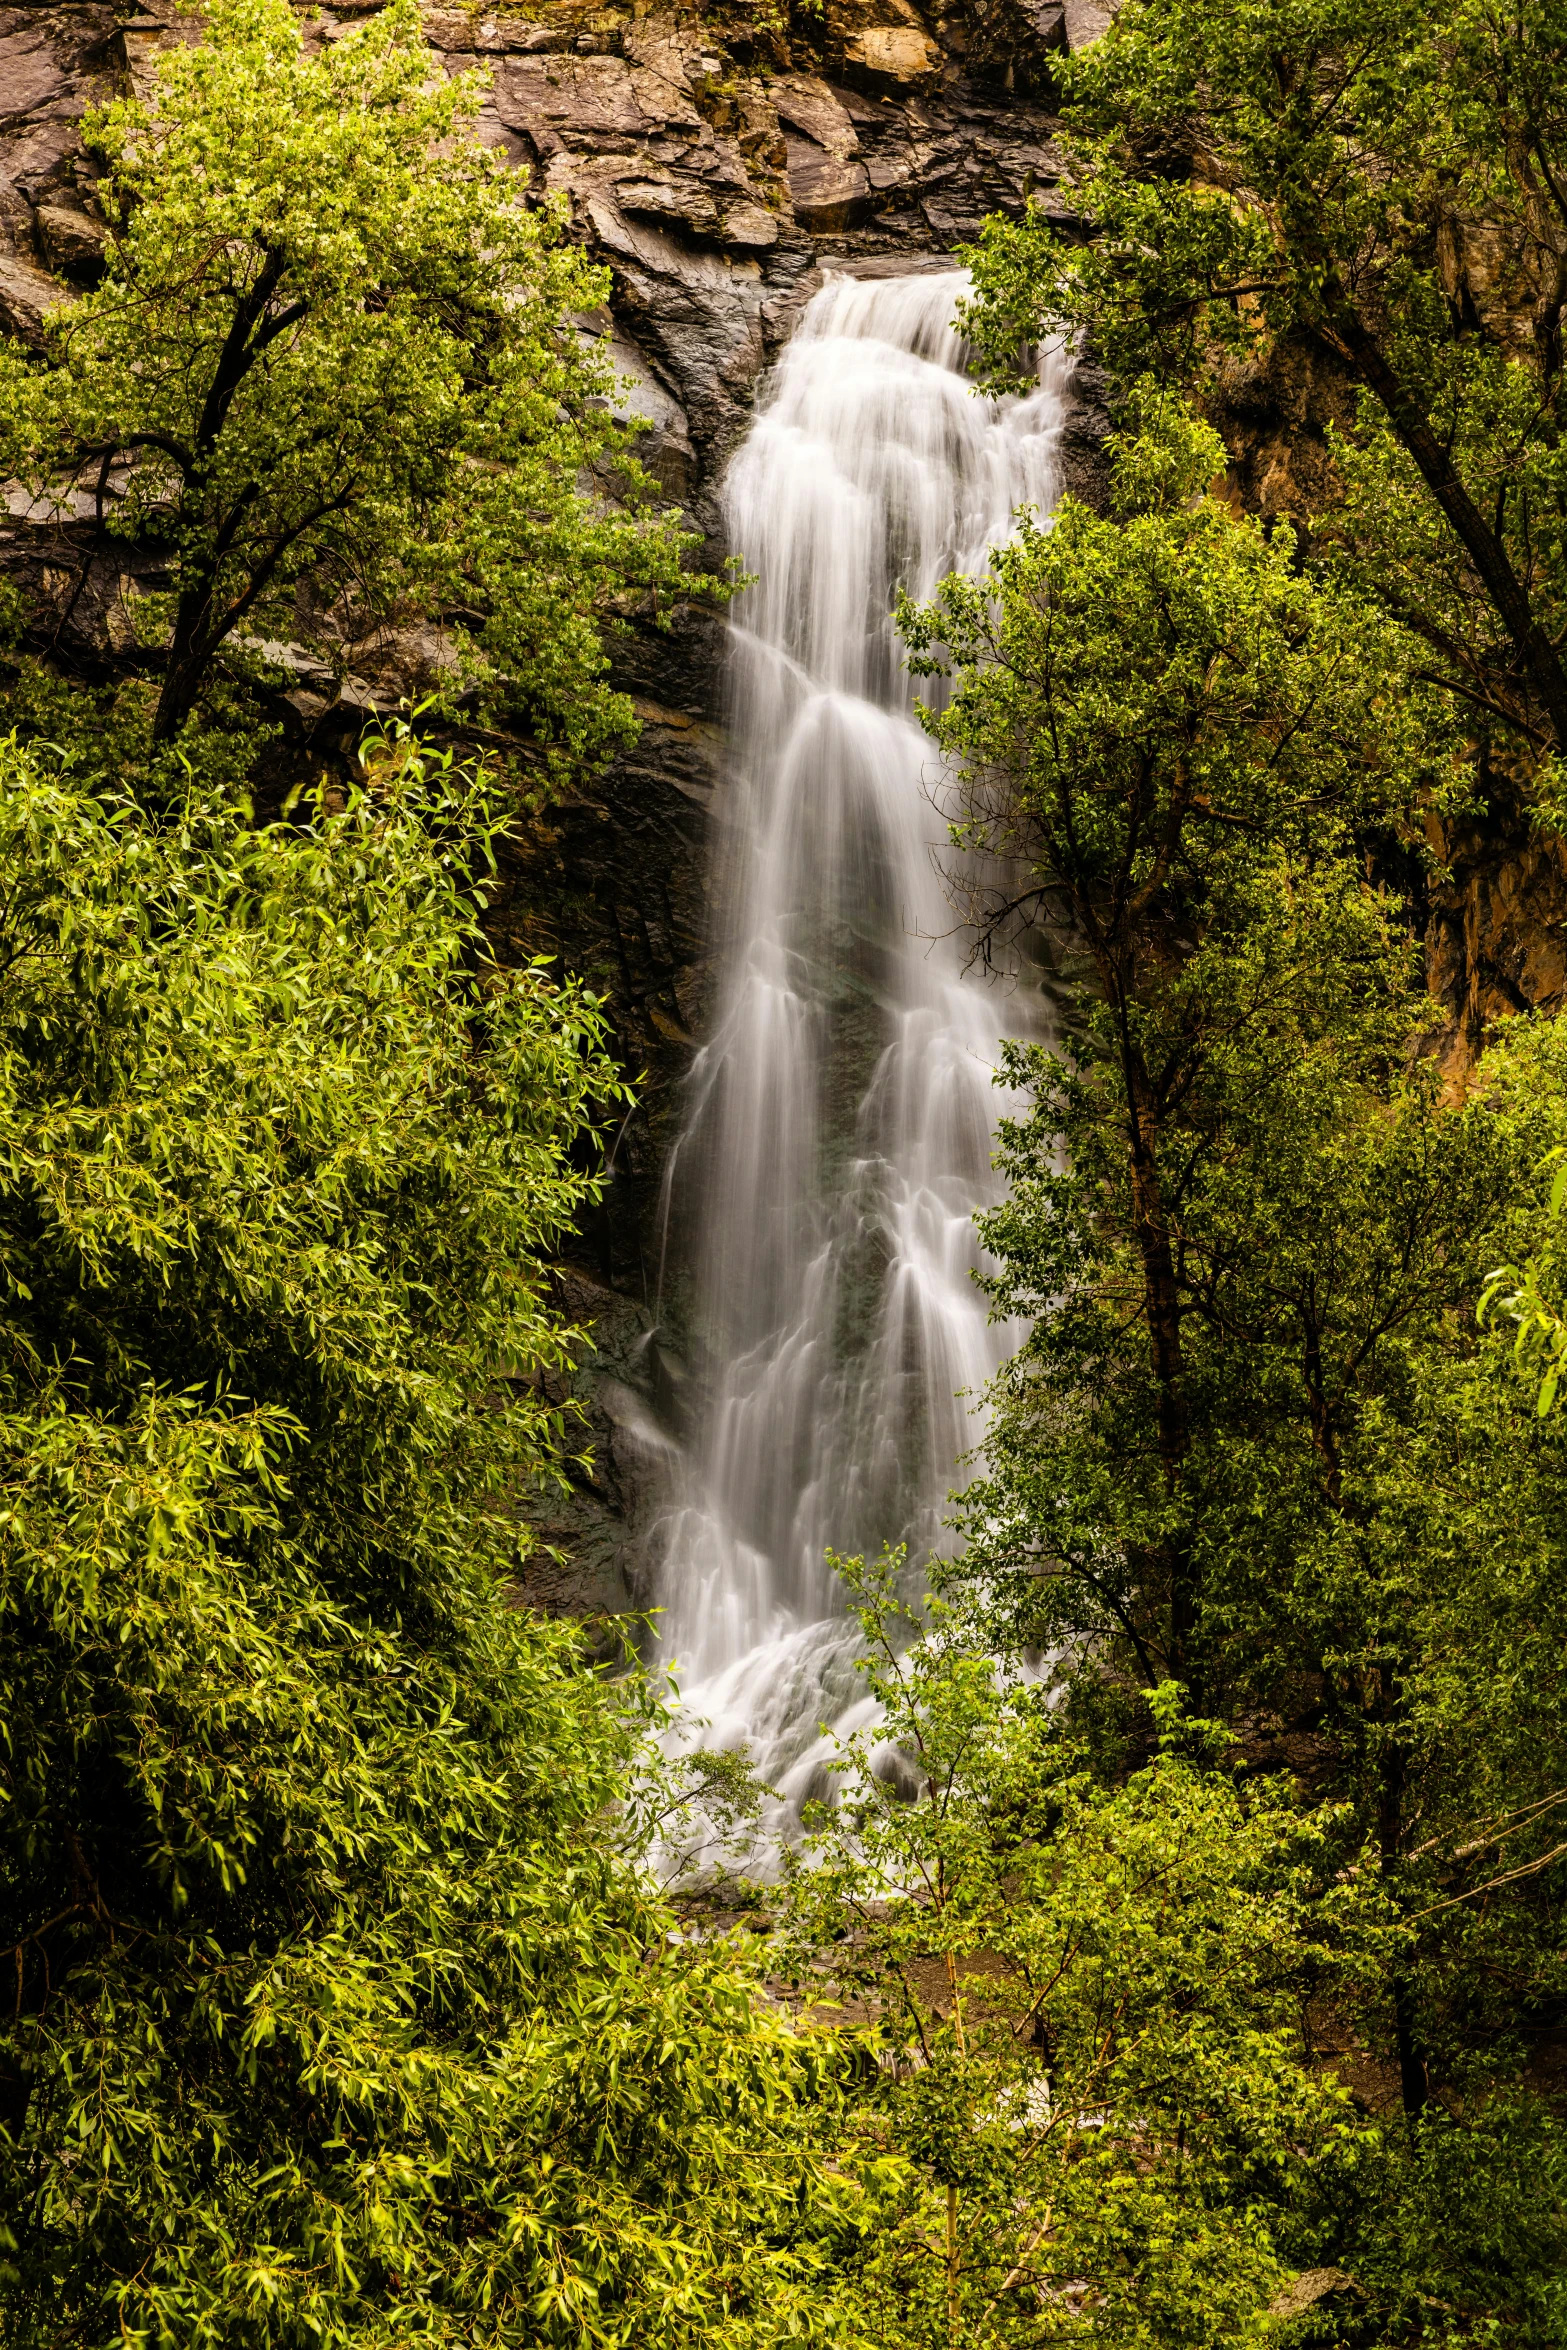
[
  {"x1": 898, "y1": 391, "x2": 1567, "y2": 2329},
  {"x1": 0, "y1": 0, "x2": 693, "y2": 760},
  {"x1": 1480, "y1": 1109, "x2": 1567, "y2": 1416},
  {"x1": 957, "y1": 0, "x2": 1567, "y2": 760},
  {"x1": 900, "y1": 387, "x2": 1419, "y2": 986},
  {"x1": 782, "y1": 1557, "x2": 1380, "y2": 2348},
  {"x1": 901, "y1": 392, "x2": 1420, "y2": 1685},
  {"x1": 0, "y1": 729, "x2": 856, "y2": 2350}
]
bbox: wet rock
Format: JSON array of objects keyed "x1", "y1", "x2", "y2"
[
  {"x1": 769, "y1": 71, "x2": 862, "y2": 156},
  {"x1": 617, "y1": 171, "x2": 722, "y2": 238},
  {"x1": 0, "y1": 18, "x2": 77, "y2": 131},
  {"x1": 786, "y1": 138, "x2": 871, "y2": 233},
  {"x1": 721, "y1": 199, "x2": 779, "y2": 249},
  {"x1": 492, "y1": 52, "x2": 651, "y2": 150}
]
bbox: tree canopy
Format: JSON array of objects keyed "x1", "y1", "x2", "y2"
[
  {"x1": 0, "y1": 0, "x2": 690, "y2": 762},
  {"x1": 959, "y1": 0, "x2": 1567, "y2": 766},
  {"x1": 0, "y1": 732, "x2": 856, "y2": 2350}
]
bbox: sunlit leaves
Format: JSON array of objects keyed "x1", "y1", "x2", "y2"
[
  {"x1": 0, "y1": 0, "x2": 696, "y2": 763},
  {"x1": 0, "y1": 732, "x2": 852, "y2": 2350}
]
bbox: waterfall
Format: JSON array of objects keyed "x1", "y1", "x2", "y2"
[{"x1": 654, "y1": 267, "x2": 1066, "y2": 1831}]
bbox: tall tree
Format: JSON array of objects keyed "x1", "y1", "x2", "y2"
[
  {"x1": 958, "y1": 0, "x2": 1567, "y2": 764},
  {"x1": 0, "y1": 729, "x2": 852, "y2": 2350},
  {"x1": 904, "y1": 397, "x2": 1567, "y2": 2157},
  {"x1": 901, "y1": 392, "x2": 1414, "y2": 1686},
  {"x1": 0, "y1": 0, "x2": 690, "y2": 764}
]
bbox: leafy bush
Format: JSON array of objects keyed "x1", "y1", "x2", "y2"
[{"x1": 0, "y1": 733, "x2": 851, "y2": 2349}]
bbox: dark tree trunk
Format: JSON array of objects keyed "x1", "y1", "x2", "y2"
[
  {"x1": 1307, "y1": 271, "x2": 1567, "y2": 755},
  {"x1": 1123, "y1": 1041, "x2": 1197, "y2": 1685}
]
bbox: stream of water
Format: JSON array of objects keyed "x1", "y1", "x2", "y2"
[{"x1": 654, "y1": 268, "x2": 1066, "y2": 1836}]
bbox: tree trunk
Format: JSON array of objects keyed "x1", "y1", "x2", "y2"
[
  {"x1": 151, "y1": 586, "x2": 216, "y2": 742},
  {"x1": 1309, "y1": 277, "x2": 1567, "y2": 755},
  {"x1": 1123, "y1": 1042, "x2": 1197, "y2": 1683}
]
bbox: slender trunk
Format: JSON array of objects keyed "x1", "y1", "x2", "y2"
[
  {"x1": 946, "y1": 2181, "x2": 960, "y2": 2346},
  {"x1": 151, "y1": 610, "x2": 212, "y2": 742},
  {"x1": 1123, "y1": 1043, "x2": 1196, "y2": 1683},
  {"x1": 148, "y1": 252, "x2": 291, "y2": 743}
]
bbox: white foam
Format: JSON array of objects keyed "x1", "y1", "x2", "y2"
[{"x1": 653, "y1": 271, "x2": 1068, "y2": 1859}]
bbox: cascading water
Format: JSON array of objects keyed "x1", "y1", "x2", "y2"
[{"x1": 654, "y1": 268, "x2": 1066, "y2": 1831}]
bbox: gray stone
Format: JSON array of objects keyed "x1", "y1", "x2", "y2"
[
  {"x1": 617, "y1": 174, "x2": 722, "y2": 237},
  {"x1": 0, "y1": 24, "x2": 72, "y2": 130},
  {"x1": 470, "y1": 12, "x2": 570, "y2": 48},
  {"x1": 720, "y1": 199, "x2": 779, "y2": 250},
  {"x1": 491, "y1": 53, "x2": 647, "y2": 146},
  {"x1": 786, "y1": 137, "x2": 870, "y2": 232},
  {"x1": 595, "y1": 321, "x2": 697, "y2": 501},
  {"x1": 621, "y1": 21, "x2": 696, "y2": 93},
  {"x1": 0, "y1": 250, "x2": 64, "y2": 345},
  {"x1": 768, "y1": 72, "x2": 861, "y2": 158},
  {"x1": 1267, "y1": 2271, "x2": 1358, "y2": 2322},
  {"x1": 35, "y1": 197, "x2": 102, "y2": 276},
  {"x1": 0, "y1": 175, "x2": 33, "y2": 258},
  {"x1": 1062, "y1": 0, "x2": 1115, "y2": 46}
]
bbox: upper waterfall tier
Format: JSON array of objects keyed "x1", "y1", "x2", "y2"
[{"x1": 656, "y1": 269, "x2": 1066, "y2": 1826}]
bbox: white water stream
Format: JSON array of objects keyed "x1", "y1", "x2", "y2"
[{"x1": 654, "y1": 269, "x2": 1065, "y2": 1836}]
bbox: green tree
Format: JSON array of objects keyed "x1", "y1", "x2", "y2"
[
  {"x1": 0, "y1": 729, "x2": 854, "y2": 2349},
  {"x1": 782, "y1": 1557, "x2": 1376, "y2": 2349},
  {"x1": 0, "y1": 0, "x2": 690, "y2": 762},
  {"x1": 900, "y1": 392, "x2": 1416, "y2": 1687},
  {"x1": 902, "y1": 396, "x2": 1567, "y2": 2318},
  {"x1": 959, "y1": 0, "x2": 1567, "y2": 764}
]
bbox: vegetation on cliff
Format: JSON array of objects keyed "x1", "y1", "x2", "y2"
[
  {"x1": 0, "y1": 0, "x2": 693, "y2": 767},
  {"x1": 961, "y1": 0, "x2": 1567, "y2": 772}
]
